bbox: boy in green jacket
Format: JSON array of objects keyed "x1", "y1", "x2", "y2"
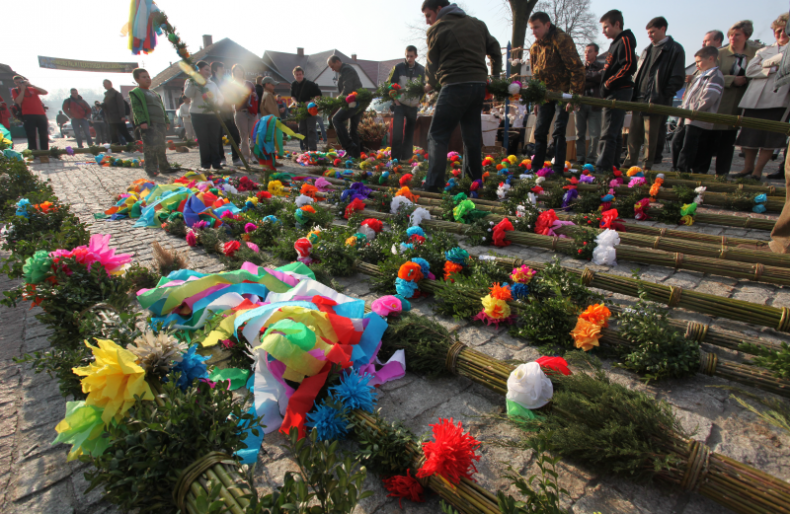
[{"x1": 130, "y1": 68, "x2": 171, "y2": 177}]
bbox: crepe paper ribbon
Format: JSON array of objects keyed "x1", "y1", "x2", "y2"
[
  {"x1": 72, "y1": 339, "x2": 154, "y2": 426},
  {"x1": 506, "y1": 362, "x2": 553, "y2": 411},
  {"x1": 591, "y1": 229, "x2": 620, "y2": 266},
  {"x1": 208, "y1": 367, "x2": 251, "y2": 391},
  {"x1": 52, "y1": 401, "x2": 112, "y2": 461}
]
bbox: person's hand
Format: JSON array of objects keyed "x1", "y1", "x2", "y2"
[
  {"x1": 394, "y1": 99, "x2": 401, "y2": 106},
  {"x1": 139, "y1": 123, "x2": 148, "y2": 130},
  {"x1": 424, "y1": 84, "x2": 434, "y2": 93},
  {"x1": 684, "y1": 75, "x2": 693, "y2": 84},
  {"x1": 733, "y1": 76, "x2": 747, "y2": 87},
  {"x1": 565, "y1": 103, "x2": 575, "y2": 113}
]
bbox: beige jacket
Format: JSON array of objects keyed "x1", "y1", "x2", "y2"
[
  {"x1": 259, "y1": 92, "x2": 279, "y2": 118},
  {"x1": 738, "y1": 43, "x2": 790, "y2": 110},
  {"x1": 712, "y1": 42, "x2": 761, "y2": 130}
]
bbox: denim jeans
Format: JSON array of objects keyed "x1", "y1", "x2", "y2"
[
  {"x1": 533, "y1": 101, "x2": 569, "y2": 173},
  {"x1": 192, "y1": 113, "x2": 223, "y2": 169},
  {"x1": 109, "y1": 122, "x2": 133, "y2": 145},
  {"x1": 333, "y1": 107, "x2": 363, "y2": 157},
  {"x1": 425, "y1": 83, "x2": 486, "y2": 190},
  {"x1": 71, "y1": 118, "x2": 93, "y2": 148},
  {"x1": 596, "y1": 87, "x2": 632, "y2": 172},
  {"x1": 575, "y1": 104, "x2": 601, "y2": 163},
  {"x1": 391, "y1": 105, "x2": 419, "y2": 162},
  {"x1": 299, "y1": 115, "x2": 318, "y2": 151},
  {"x1": 316, "y1": 116, "x2": 327, "y2": 141},
  {"x1": 93, "y1": 121, "x2": 110, "y2": 145}
]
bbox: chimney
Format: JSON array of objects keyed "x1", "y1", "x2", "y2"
[
  {"x1": 351, "y1": 54, "x2": 357, "y2": 61},
  {"x1": 297, "y1": 47, "x2": 304, "y2": 57},
  {"x1": 203, "y1": 35, "x2": 213, "y2": 48}
]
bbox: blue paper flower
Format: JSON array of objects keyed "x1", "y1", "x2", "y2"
[
  {"x1": 582, "y1": 164, "x2": 595, "y2": 173},
  {"x1": 330, "y1": 370, "x2": 377, "y2": 412},
  {"x1": 511, "y1": 283, "x2": 530, "y2": 300},
  {"x1": 445, "y1": 247, "x2": 469, "y2": 266},
  {"x1": 306, "y1": 401, "x2": 348, "y2": 441},
  {"x1": 406, "y1": 226, "x2": 425, "y2": 238},
  {"x1": 171, "y1": 345, "x2": 210, "y2": 391},
  {"x1": 498, "y1": 167, "x2": 509, "y2": 175},
  {"x1": 753, "y1": 204, "x2": 767, "y2": 214},
  {"x1": 754, "y1": 194, "x2": 767, "y2": 204},
  {"x1": 15, "y1": 198, "x2": 31, "y2": 218},
  {"x1": 394, "y1": 294, "x2": 412, "y2": 311},
  {"x1": 395, "y1": 278, "x2": 419, "y2": 298},
  {"x1": 399, "y1": 242, "x2": 414, "y2": 253},
  {"x1": 263, "y1": 215, "x2": 280, "y2": 224},
  {"x1": 411, "y1": 257, "x2": 431, "y2": 276},
  {"x1": 445, "y1": 178, "x2": 458, "y2": 191},
  {"x1": 601, "y1": 194, "x2": 615, "y2": 202}
]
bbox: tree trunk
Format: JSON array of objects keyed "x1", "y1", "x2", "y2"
[{"x1": 509, "y1": 0, "x2": 540, "y2": 60}]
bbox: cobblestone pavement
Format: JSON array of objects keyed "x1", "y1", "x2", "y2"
[{"x1": 2, "y1": 136, "x2": 789, "y2": 513}]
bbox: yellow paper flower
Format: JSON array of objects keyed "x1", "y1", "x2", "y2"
[
  {"x1": 507, "y1": 155, "x2": 518, "y2": 165},
  {"x1": 72, "y1": 339, "x2": 154, "y2": 426},
  {"x1": 246, "y1": 196, "x2": 259, "y2": 205},
  {"x1": 482, "y1": 295, "x2": 511, "y2": 320},
  {"x1": 679, "y1": 215, "x2": 694, "y2": 226},
  {"x1": 345, "y1": 235, "x2": 358, "y2": 247},
  {"x1": 570, "y1": 318, "x2": 602, "y2": 352},
  {"x1": 268, "y1": 180, "x2": 285, "y2": 197},
  {"x1": 626, "y1": 166, "x2": 643, "y2": 177}
]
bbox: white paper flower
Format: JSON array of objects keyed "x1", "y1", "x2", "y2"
[
  {"x1": 508, "y1": 83, "x2": 521, "y2": 96},
  {"x1": 479, "y1": 255, "x2": 497, "y2": 261},
  {"x1": 496, "y1": 183, "x2": 511, "y2": 200},
  {"x1": 358, "y1": 224, "x2": 376, "y2": 241},
  {"x1": 516, "y1": 205, "x2": 526, "y2": 217},
  {"x1": 527, "y1": 192, "x2": 537, "y2": 205},
  {"x1": 410, "y1": 207, "x2": 431, "y2": 226},
  {"x1": 693, "y1": 186, "x2": 706, "y2": 205},
  {"x1": 295, "y1": 194, "x2": 314, "y2": 208},
  {"x1": 506, "y1": 362, "x2": 553, "y2": 409},
  {"x1": 520, "y1": 173, "x2": 533, "y2": 180},
  {"x1": 390, "y1": 196, "x2": 413, "y2": 214},
  {"x1": 592, "y1": 229, "x2": 620, "y2": 266}
]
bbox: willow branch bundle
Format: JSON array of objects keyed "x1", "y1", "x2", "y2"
[
  {"x1": 646, "y1": 176, "x2": 784, "y2": 197},
  {"x1": 26, "y1": 141, "x2": 197, "y2": 157},
  {"x1": 349, "y1": 410, "x2": 501, "y2": 514},
  {"x1": 367, "y1": 291, "x2": 790, "y2": 514},
  {"x1": 545, "y1": 90, "x2": 790, "y2": 136}
]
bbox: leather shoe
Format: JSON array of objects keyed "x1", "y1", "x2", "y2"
[
  {"x1": 765, "y1": 171, "x2": 785, "y2": 180},
  {"x1": 731, "y1": 170, "x2": 755, "y2": 178}
]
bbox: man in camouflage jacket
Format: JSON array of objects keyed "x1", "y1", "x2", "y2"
[{"x1": 528, "y1": 12, "x2": 585, "y2": 174}]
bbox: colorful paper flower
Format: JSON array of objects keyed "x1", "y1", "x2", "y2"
[
  {"x1": 371, "y1": 295, "x2": 402, "y2": 317},
  {"x1": 383, "y1": 470, "x2": 424, "y2": 508},
  {"x1": 306, "y1": 401, "x2": 348, "y2": 441},
  {"x1": 417, "y1": 418, "x2": 481, "y2": 484},
  {"x1": 246, "y1": 242, "x2": 260, "y2": 253},
  {"x1": 223, "y1": 240, "x2": 241, "y2": 257},
  {"x1": 72, "y1": 339, "x2": 154, "y2": 425},
  {"x1": 398, "y1": 261, "x2": 424, "y2": 282},
  {"x1": 23, "y1": 250, "x2": 53, "y2": 284},
  {"x1": 185, "y1": 230, "x2": 197, "y2": 247},
  {"x1": 579, "y1": 303, "x2": 611, "y2": 328},
  {"x1": 492, "y1": 218, "x2": 513, "y2": 247},
  {"x1": 52, "y1": 401, "x2": 111, "y2": 461},
  {"x1": 444, "y1": 247, "x2": 469, "y2": 266},
  {"x1": 506, "y1": 362, "x2": 553, "y2": 410},
  {"x1": 171, "y1": 344, "x2": 210, "y2": 390},
  {"x1": 510, "y1": 265, "x2": 536, "y2": 284},
  {"x1": 330, "y1": 370, "x2": 377, "y2": 412},
  {"x1": 570, "y1": 318, "x2": 603, "y2": 352}
]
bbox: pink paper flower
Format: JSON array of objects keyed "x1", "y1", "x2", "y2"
[
  {"x1": 246, "y1": 242, "x2": 260, "y2": 253},
  {"x1": 186, "y1": 230, "x2": 197, "y2": 247},
  {"x1": 371, "y1": 295, "x2": 402, "y2": 317},
  {"x1": 244, "y1": 222, "x2": 258, "y2": 233},
  {"x1": 315, "y1": 177, "x2": 331, "y2": 192},
  {"x1": 193, "y1": 220, "x2": 208, "y2": 230}
]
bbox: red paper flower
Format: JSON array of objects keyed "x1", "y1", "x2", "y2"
[
  {"x1": 256, "y1": 191, "x2": 272, "y2": 200},
  {"x1": 408, "y1": 234, "x2": 426, "y2": 245},
  {"x1": 383, "y1": 470, "x2": 424, "y2": 508},
  {"x1": 536, "y1": 356, "x2": 571, "y2": 376},
  {"x1": 360, "y1": 219, "x2": 383, "y2": 233},
  {"x1": 531, "y1": 185, "x2": 544, "y2": 194},
  {"x1": 600, "y1": 208, "x2": 625, "y2": 231},
  {"x1": 535, "y1": 210, "x2": 558, "y2": 236},
  {"x1": 416, "y1": 418, "x2": 481, "y2": 484},
  {"x1": 344, "y1": 198, "x2": 366, "y2": 219},
  {"x1": 613, "y1": 169, "x2": 623, "y2": 177},
  {"x1": 399, "y1": 173, "x2": 413, "y2": 187},
  {"x1": 223, "y1": 240, "x2": 241, "y2": 257},
  {"x1": 492, "y1": 218, "x2": 513, "y2": 247}
]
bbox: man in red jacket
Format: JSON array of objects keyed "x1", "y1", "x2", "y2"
[{"x1": 63, "y1": 89, "x2": 94, "y2": 148}]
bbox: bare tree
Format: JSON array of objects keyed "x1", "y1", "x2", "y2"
[
  {"x1": 534, "y1": 0, "x2": 599, "y2": 54},
  {"x1": 508, "y1": 0, "x2": 540, "y2": 60},
  {"x1": 403, "y1": 2, "x2": 478, "y2": 64}
]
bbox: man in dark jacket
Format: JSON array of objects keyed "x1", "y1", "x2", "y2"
[
  {"x1": 576, "y1": 44, "x2": 605, "y2": 164},
  {"x1": 623, "y1": 16, "x2": 685, "y2": 170},
  {"x1": 387, "y1": 45, "x2": 426, "y2": 162},
  {"x1": 529, "y1": 12, "x2": 585, "y2": 174},
  {"x1": 63, "y1": 89, "x2": 94, "y2": 148},
  {"x1": 290, "y1": 66, "x2": 323, "y2": 151},
  {"x1": 596, "y1": 9, "x2": 637, "y2": 172},
  {"x1": 421, "y1": 0, "x2": 501, "y2": 192},
  {"x1": 328, "y1": 55, "x2": 364, "y2": 158},
  {"x1": 103, "y1": 80, "x2": 134, "y2": 144}
]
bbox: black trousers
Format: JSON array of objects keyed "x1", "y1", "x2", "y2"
[
  {"x1": 218, "y1": 116, "x2": 240, "y2": 161},
  {"x1": 192, "y1": 113, "x2": 223, "y2": 169},
  {"x1": 700, "y1": 129, "x2": 738, "y2": 175},
  {"x1": 23, "y1": 114, "x2": 49, "y2": 150},
  {"x1": 673, "y1": 124, "x2": 713, "y2": 173},
  {"x1": 391, "y1": 105, "x2": 419, "y2": 162},
  {"x1": 109, "y1": 122, "x2": 134, "y2": 145}
]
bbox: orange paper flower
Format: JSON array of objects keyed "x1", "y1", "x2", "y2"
[
  {"x1": 395, "y1": 186, "x2": 419, "y2": 203},
  {"x1": 301, "y1": 184, "x2": 319, "y2": 200},
  {"x1": 300, "y1": 205, "x2": 316, "y2": 214},
  {"x1": 578, "y1": 303, "x2": 611, "y2": 328},
  {"x1": 489, "y1": 283, "x2": 513, "y2": 301},
  {"x1": 443, "y1": 261, "x2": 464, "y2": 282},
  {"x1": 398, "y1": 262, "x2": 424, "y2": 282},
  {"x1": 570, "y1": 318, "x2": 603, "y2": 352}
]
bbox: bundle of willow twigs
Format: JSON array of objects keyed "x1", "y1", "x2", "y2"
[
  {"x1": 27, "y1": 140, "x2": 196, "y2": 157},
  {"x1": 349, "y1": 410, "x2": 501, "y2": 514},
  {"x1": 358, "y1": 209, "x2": 790, "y2": 286},
  {"x1": 370, "y1": 297, "x2": 790, "y2": 514},
  {"x1": 544, "y1": 90, "x2": 790, "y2": 136},
  {"x1": 645, "y1": 175, "x2": 783, "y2": 196}
]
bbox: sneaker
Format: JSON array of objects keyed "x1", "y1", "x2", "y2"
[{"x1": 232, "y1": 159, "x2": 243, "y2": 167}]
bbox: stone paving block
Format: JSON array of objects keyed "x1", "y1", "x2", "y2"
[
  {"x1": 6, "y1": 480, "x2": 74, "y2": 514},
  {"x1": 663, "y1": 271, "x2": 705, "y2": 289},
  {"x1": 12, "y1": 450, "x2": 72, "y2": 501},
  {"x1": 455, "y1": 325, "x2": 496, "y2": 347},
  {"x1": 694, "y1": 279, "x2": 736, "y2": 298},
  {"x1": 732, "y1": 283, "x2": 776, "y2": 305},
  {"x1": 377, "y1": 376, "x2": 472, "y2": 422}
]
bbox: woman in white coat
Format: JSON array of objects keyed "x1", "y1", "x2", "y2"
[{"x1": 734, "y1": 13, "x2": 790, "y2": 178}]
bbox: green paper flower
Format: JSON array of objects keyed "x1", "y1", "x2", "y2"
[
  {"x1": 52, "y1": 401, "x2": 112, "y2": 461},
  {"x1": 23, "y1": 250, "x2": 53, "y2": 284},
  {"x1": 680, "y1": 203, "x2": 697, "y2": 217},
  {"x1": 452, "y1": 192, "x2": 468, "y2": 205},
  {"x1": 453, "y1": 199, "x2": 476, "y2": 222}
]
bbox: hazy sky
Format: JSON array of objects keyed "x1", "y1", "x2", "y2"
[{"x1": 4, "y1": 0, "x2": 787, "y2": 106}]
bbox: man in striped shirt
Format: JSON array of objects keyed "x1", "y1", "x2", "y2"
[{"x1": 673, "y1": 46, "x2": 725, "y2": 173}]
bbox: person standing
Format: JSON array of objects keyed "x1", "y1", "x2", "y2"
[
  {"x1": 576, "y1": 43, "x2": 604, "y2": 164},
  {"x1": 733, "y1": 13, "x2": 790, "y2": 178},
  {"x1": 528, "y1": 11, "x2": 585, "y2": 174},
  {"x1": 103, "y1": 80, "x2": 134, "y2": 144},
  {"x1": 184, "y1": 61, "x2": 225, "y2": 170},
  {"x1": 596, "y1": 10, "x2": 637, "y2": 173},
  {"x1": 231, "y1": 64, "x2": 258, "y2": 163},
  {"x1": 420, "y1": 0, "x2": 502, "y2": 192},
  {"x1": 210, "y1": 62, "x2": 242, "y2": 167},
  {"x1": 91, "y1": 101, "x2": 110, "y2": 144},
  {"x1": 177, "y1": 96, "x2": 195, "y2": 141},
  {"x1": 55, "y1": 110, "x2": 69, "y2": 137},
  {"x1": 0, "y1": 95, "x2": 10, "y2": 131},
  {"x1": 327, "y1": 56, "x2": 364, "y2": 158},
  {"x1": 11, "y1": 75, "x2": 49, "y2": 151},
  {"x1": 129, "y1": 68, "x2": 172, "y2": 177},
  {"x1": 290, "y1": 66, "x2": 323, "y2": 151},
  {"x1": 387, "y1": 45, "x2": 426, "y2": 162},
  {"x1": 623, "y1": 17, "x2": 685, "y2": 170},
  {"x1": 259, "y1": 77, "x2": 281, "y2": 118},
  {"x1": 672, "y1": 46, "x2": 725, "y2": 172},
  {"x1": 62, "y1": 89, "x2": 94, "y2": 148},
  {"x1": 254, "y1": 76, "x2": 265, "y2": 112}
]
